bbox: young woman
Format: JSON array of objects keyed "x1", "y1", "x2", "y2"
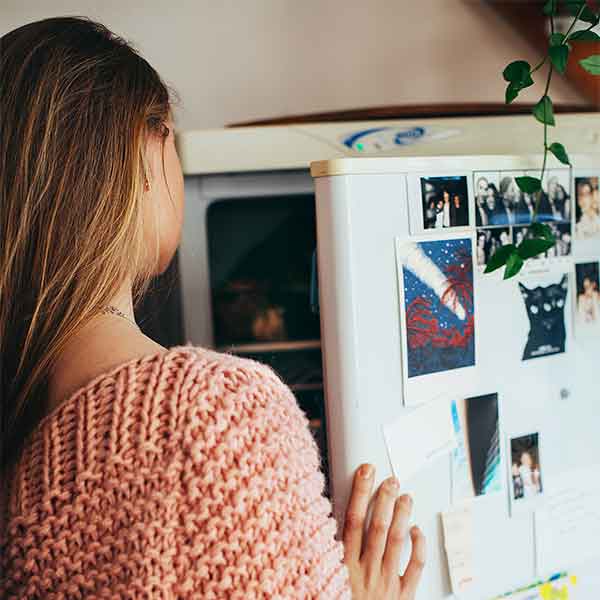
[{"x1": 0, "y1": 17, "x2": 425, "y2": 599}]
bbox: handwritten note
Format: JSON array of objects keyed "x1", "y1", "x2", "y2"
[
  {"x1": 534, "y1": 467, "x2": 600, "y2": 575},
  {"x1": 441, "y1": 505, "x2": 474, "y2": 594}
]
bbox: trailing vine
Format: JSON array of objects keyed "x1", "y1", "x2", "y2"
[{"x1": 485, "y1": 0, "x2": 600, "y2": 279}]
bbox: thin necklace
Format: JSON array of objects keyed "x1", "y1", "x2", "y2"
[{"x1": 101, "y1": 304, "x2": 140, "y2": 329}]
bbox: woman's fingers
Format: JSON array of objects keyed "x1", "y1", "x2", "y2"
[
  {"x1": 381, "y1": 494, "x2": 413, "y2": 577},
  {"x1": 343, "y1": 464, "x2": 374, "y2": 563},
  {"x1": 400, "y1": 526, "x2": 427, "y2": 598},
  {"x1": 361, "y1": 476, "x2": 399, "y2": 571}
]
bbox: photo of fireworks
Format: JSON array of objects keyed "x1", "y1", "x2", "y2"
[{"x1": 399, "y1": 238, "x2": 476, "y2": 378}]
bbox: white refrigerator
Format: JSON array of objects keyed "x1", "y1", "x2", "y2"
[{"x1": 312, "y1": 150, "x2": 600, "y2": 599}]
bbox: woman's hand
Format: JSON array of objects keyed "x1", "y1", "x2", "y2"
[{"x1": 343, "y1": 464, "x2": 426, "y2": 600}]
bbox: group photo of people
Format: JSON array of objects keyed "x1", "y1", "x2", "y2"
[
  {"x1": 475, "y1": 171, "x2": 571, "y2": 227},
  {"x1": 476, "y1": 222, "x2": 572, "y2": 268},
  {"x1": 421, "y1": 175, "x2": 470, "y2": 229},
  {"x1": 515, "y1": 222, "x2": 572, "y2": 257},
  {"x1": 474, "y1": 170, "x2": 573, "y2": 268},
  {"x1": 575, "y1": 176, "x2": 600, "y2": 240},
  {"x1": 476, "y1": 227, "x2": 512, "y2": 267}
]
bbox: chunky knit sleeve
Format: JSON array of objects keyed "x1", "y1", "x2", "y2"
[
  {"x1": 0, "y1": 347, "x2": 351, "y2": 599},
  {"x1": 175, "y1": 353, "x2": 351, "y2": 599}
]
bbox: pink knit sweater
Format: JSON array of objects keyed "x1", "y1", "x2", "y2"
[{"x1": 1, "y1": 345, "x2": 351, "y2": 599}]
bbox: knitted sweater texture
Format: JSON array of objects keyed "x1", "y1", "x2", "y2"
[{"x1": 0, "y1": 346, "x2": 351, "y2": 599}]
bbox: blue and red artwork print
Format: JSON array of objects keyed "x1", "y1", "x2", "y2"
[{"x1": 402, "y1": 238, "x2": 475, "y2": 378}]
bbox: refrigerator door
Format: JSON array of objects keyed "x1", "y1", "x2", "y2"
[{"x1": 314, "y1": 154, "x2": 600, "y2": 599}]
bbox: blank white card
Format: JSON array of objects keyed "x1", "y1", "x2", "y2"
[{"x1": 383, "y1": 398, "x2": 457, "y2": 484}]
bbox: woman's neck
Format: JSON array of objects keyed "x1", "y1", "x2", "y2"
[{"x1": 45, "y1": 282, "x2": 165, "y2": 418}]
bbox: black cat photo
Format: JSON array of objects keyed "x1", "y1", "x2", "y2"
[{"x1": 519, "y1": 274, "x2": 568, "y2": 361}]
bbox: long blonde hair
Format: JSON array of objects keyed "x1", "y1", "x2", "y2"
[{"x1": 0, "y1": 17, "x2": 172, "y2": 469}]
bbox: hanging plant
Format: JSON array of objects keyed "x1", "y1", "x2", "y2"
[{"x1": 486, "y1": 0, "x2": 600, "y2": 279}]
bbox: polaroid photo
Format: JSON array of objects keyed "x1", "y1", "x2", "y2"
[
  {"x1": 574, "y1": 260, "x2": 600, "y2": 338},
  {"x1": 396, "y1": 233, "x2": 476, "y2": 406},
  {"x1": 508, "y1": 432, "x2": 544, "y2": 516},
  {"x1": 518, "y1": 273, "x2": 569, "y2": 361},
  {"x1": 408, "y1": 174, "x2": 473, "y2": 235},
  {"x1": 574, "y1": 174, "x2": 600, "y2": 241},
  {"x1": 451, "y1": 393, "x2": 503, "y2": 504}
]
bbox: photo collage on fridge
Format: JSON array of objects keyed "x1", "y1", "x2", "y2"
[{"x1": 395, "y1": 164, "x2": 600, "y2": 596}]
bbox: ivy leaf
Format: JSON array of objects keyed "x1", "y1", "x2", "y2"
[
  {"x1": 533, "y1": 95, "x2": 555, "y2": 126},
  {"x1": 504, "y1": 253, "x2": 525, "y2": 280},
  {"x1": 550, "y1": 32, "x2": 566, "y2": 46},
  {"x1": 543, "y1": 0, "x2": 559, "y2": 15},
  {"x1": 530, "y1": 222, "x2": 555, "y2": 241},
  {"x1": 569, "y1": 30, "x2": 600, "y2": 42},
  {"x1": 503, "y1": 60, "x2": 535, "y2": 89},
  {"x1": 549, "y1": 44, "x2": 570, "y2": 74},
  {"x1": 502, "y1": 60, "x2": 529, "y2": 82},
  {"x1": 517, "y1": 237, "x2": 556, "y2": 259},
  {"x1": 516, "y1": 176, "x2": 542, "y2": 194},
  {"x1": 506, "y1": 83, "x2": 520, "y2": 104},
  {"x1": 565, "y1": 0, "x2": 600, "y2": 25},
  {"x1": 579, "y1": 55, "x2": 600, "y2": 75},
  {"x1": 548, "y1": 142, "x2": 571, "y2": 165},
  {"x1": 484, "y1": 244, "x2": 516, "y2": 274}
]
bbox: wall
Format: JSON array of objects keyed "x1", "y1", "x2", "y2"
[{"x1": 0, "y1": 0, "x2": 587, "y2": 131}]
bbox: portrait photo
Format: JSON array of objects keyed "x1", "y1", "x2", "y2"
[
  {"x1": 574, "y1": 176, "x2": 600, "y2": 240},
  {"x1": 575, "y1": 261, "x2": 600, "y2": 335},
  {"x1": 510, "y1": 433, "x2": 543, "y2": 502}
]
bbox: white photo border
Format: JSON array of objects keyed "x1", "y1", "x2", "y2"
[
  {"x1": 473, "y1": 168, "x2": 573, "y2": 278},
  {"x1": 506, "y1": 430, "x2": 545, "y2": 518},
  {"x1": 396, "y1": 231, "x2": 478, "y2": 407},
  {"x1": 408, "y1": 172, "x2": 475, "y2": 236},
  {"x1": 572, "y1": 169, "x2": 600, "y2": 250}
]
